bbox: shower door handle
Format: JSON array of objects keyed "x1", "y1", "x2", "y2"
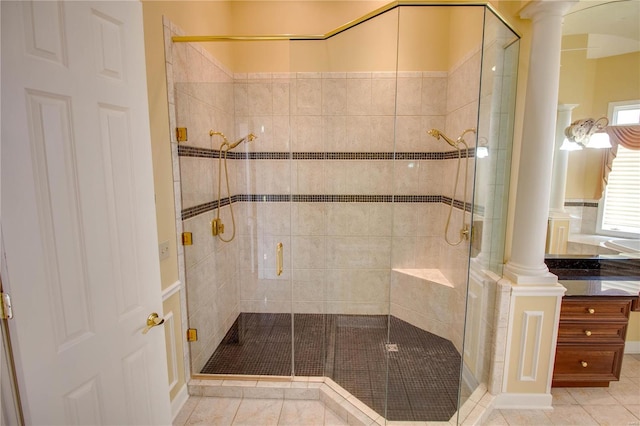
[{"x1": 276, "y1": 242, "x2": 283, "y2": 276}]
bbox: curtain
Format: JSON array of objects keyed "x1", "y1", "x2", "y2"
[{"x1": 601, "y1": 125, "x2": 640, "y2": 193}]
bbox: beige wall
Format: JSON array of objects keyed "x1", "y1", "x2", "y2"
[
  {"x1": 593, "y1": 52, "x2": 640, "y2": 117},
  {"x1": 231, "y1": 1, "x2": 387, "y2": 72}
]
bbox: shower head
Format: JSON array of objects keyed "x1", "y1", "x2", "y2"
[
  {"x1": 427, "y1": 129, "x2": 457, "y2": 147},
  {"x1": 228, "y1": 133, "x2": 258, "y2": 150}
]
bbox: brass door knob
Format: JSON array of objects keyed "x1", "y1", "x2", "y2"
[
  {"x1": 581, "y1": 361, "x2": 588, "y2": 368},
  {"x1": 142, "y1": 312, "x2": 165, "y2": 334},
  {"x1": 587, "y1": 308, "x2": 595, "y2": 314},
  {"x1": 585, "y1": 330, "x2": 592, "y2": 336}
]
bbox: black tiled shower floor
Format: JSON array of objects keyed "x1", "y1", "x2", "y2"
[{"x1": 201, "y1": 313, "x2": 461, "y2": 422}]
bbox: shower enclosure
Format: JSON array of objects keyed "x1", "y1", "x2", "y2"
[{"x1": 167, "y1": 3, "x2": 518, "y2": 423}]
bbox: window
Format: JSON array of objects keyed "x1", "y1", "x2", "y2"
[{"x1": 597, "y1": 101, "x2": 640, "y2": 237}]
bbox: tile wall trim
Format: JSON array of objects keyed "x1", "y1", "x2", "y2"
[
  {"x1": 178, "y1": 144, "x2": 476, "y2": 161},
  {"x1": 181, "y1": 194, "x2": 480, "y2": 220},
  {"x1": 178, "y1": 145, "x2": 480, "y2": 220},
  {"x1": 564, "y1": 201, "x2": 598, "y2": 208}
]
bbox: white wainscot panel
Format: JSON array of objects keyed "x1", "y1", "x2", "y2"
[{"x1": 518, "y1": 310, "x2": 544, "y2": 382}]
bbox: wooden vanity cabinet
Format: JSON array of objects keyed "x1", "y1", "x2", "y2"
[{"x1": 552, "y1": 296, "x2": 638, "y2": 387}]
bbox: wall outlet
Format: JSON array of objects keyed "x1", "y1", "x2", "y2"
[{"x1": 159, "y1": 240, "x2": 170, "y2": 260}]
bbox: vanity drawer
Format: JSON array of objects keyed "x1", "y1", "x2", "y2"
[
  {"x1": 557, "y1": 322, "x2": 627, "y2": 343},
  {"x1": 560, "y1": 298, "x2": 632, "y2": 321},
  {"x1": 553, "y1": 344, "x2": 624, "y2": 385}
]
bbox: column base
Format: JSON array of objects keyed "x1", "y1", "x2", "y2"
[
  {"x1": 493, "y1": 392, "x2": 553, "y2": 410},
  {"x1": 503, "y1": 261, "x2": 558, "y2": 285}
]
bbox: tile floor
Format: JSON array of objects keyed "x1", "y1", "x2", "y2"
[
  {"x1": 201, "y1": 313, "x2": 461, "y2": 421},
  {"x1": 173, "y1": 397, "x2": 348, "y2": 426},
  {"x1": 174, "y1": 354, "x2": 640, "y2": 425}
]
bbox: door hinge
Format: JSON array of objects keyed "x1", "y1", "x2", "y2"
[
  {"x1": 182, "y1": 232, "x2": 193, "y2": 246},
  {"x1": 187, "y1": 328, "x2": 198, "y2": 342},
  {"x1": 176, "y1": 127, "x2": 188, "y2": 142},
  {"x1": 1, "y1": 292, "x2": 13, "y2": 320}
]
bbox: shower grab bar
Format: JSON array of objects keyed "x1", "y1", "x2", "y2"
[{"x1": 276, "y1": 243, "x2": 283, "y2": 276}]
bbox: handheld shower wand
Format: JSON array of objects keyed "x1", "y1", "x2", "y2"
[
  {"x1": 209, "y1": 130, "x2": 258, "y2": 242},
  {"x1": 426, "y1": 128, "x2": 476, "y2": 246},
  {"x1": 209, "y1": 131, "x2": 257, "y2": 150},
  {"x1": 228, "y1": 133, "x2": 257, "y2": 150}
]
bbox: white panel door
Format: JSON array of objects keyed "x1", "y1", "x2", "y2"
[{"x1": 0, "y1": 1, "x2": 171, "y2": 424}]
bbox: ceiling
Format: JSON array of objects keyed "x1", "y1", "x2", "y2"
[{"x1": 562, "y1": 0, "x2": 640, "y2": 59}]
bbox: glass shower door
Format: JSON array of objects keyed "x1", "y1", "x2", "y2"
[
  {"x1": 221, "y1": 69, "x2": 294, "y2": 377},
  {"x1": 173, "y1": 44, "x2": 294, "y2": 376},
  {"x1": 288, "y1": 2, "x2": 400, "y2": 415}
]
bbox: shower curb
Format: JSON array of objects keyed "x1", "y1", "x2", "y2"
[
  {"x1": 187, "y1": 376, "x2": 496, "y2": 425},
  {"x1": 188, "y1": 377, "x2": 382, "y2": 425}
]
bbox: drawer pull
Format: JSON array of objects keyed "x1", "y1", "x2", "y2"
[
  {"x1": 581, "y1": 361, "x2": 588, "y2": 368},
  {"x1": 584, "y1": 330, "x2": 592, "y2": 336},
  {"x1": 587, "y1": 308, "x2": 595, "y2": 314}
]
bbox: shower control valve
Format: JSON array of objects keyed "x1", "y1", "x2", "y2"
[
  {"x1": 212, "y1": 218, "x2": 224, "y2": 236},
  {"x1": 461, "y1": 224, "x2": 470, "y2": 241}
]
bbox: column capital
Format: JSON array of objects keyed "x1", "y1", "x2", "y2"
[
  {"x1": 520, "y1": 0, "x2": 576, "y2": 21},
  {"x1": 557, "y1": 103, "x2": 579, "y2": 112}
]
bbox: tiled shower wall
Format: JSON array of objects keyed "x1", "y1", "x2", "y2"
[
  {"x1": 168, "y1": 27, "x2": 484, "y2": 371},
  {"x1": 168, "y1": 25, "x2": 244, "y2": 372}
]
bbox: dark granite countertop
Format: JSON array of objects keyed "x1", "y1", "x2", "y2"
[
  {"x1": 559, "y1": 279, "x2": 640, "y2": 298},
  {"x1": 546, "y1": 255, "x2": 640, "y2": 281},
  {"x1": 547, "y1": 256, "x2": 640, "y2": 310}
]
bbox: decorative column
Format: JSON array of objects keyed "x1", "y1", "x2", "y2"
[
  {"x1": 495, "y1": 0, "x2": 575, "y2": 410},
  {"x1": 547, "y1": 104, "x2": 578, "y2": 254},
  {"x1": 504, "y1": 0, "x2": 576, "y2": 284},
  {"x1": 549, "y1": 104, "x2": 578, "y2": 212}
]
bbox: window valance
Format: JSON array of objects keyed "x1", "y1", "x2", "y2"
[{"x1": 602, "y1": 125, "x2": 640, "y2": 193}]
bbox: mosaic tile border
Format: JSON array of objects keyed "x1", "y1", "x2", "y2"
[
  {"x1": 181, "y1": 194, "x2": 480, "y2": 220},
  {"x1": 178, "y1": 145, "x2": 475, "y2": 161},
  {"x1": 564, "y1": 201, "x2": 599, "y2": 208}
]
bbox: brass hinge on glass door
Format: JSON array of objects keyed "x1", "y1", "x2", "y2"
[
  {"x1": 276, "y1": 243, "x2": 283, "y2": 276},
  {"x1": 1, "y1": 293, "x2": 13, "y2": 320}
]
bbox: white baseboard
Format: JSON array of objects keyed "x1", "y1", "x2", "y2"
[
  {"x1": 171, "y1": 384, "x2": 190, "y2": 421},
  {"x1": 493, "y1": 392, "x2": 553, "y2": 410},
  {"x1": 625, "y1": 340, "x2": 640, "y2": 354}
]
